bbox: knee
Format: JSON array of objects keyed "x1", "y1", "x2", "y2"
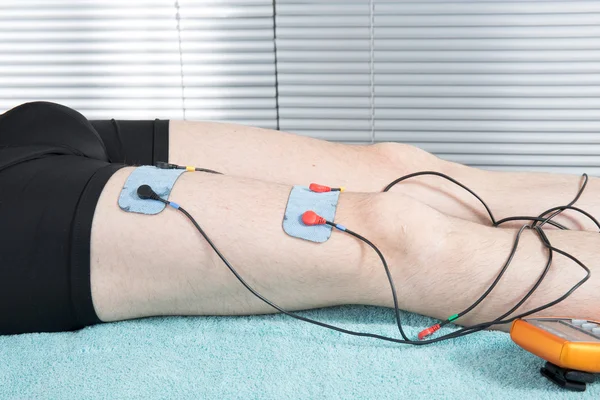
[
  {"x1": 368, "y1": 142, "x2": 446, "y2": 173},
  {"x1": 362, "y1": 191, "x2": 450, "y2": 263}
]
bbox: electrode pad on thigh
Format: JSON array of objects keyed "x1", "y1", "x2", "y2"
[
  {"x1": 283, "y1": 186, "x2": 341, "y2": 243},
  {"x1": 119, "y1": 166, "x2": 186, "y2": 214}
]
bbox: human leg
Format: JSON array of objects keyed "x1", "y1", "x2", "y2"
[
  {"x1": 360, "y1": 195, "x2": 600, "y2": 329},
  {"x1": 168, "y1": 121, "x2": 600, "y2": 230},
  {"x1": 90, "y1": 169, "x2": 600, "y2": 333}
]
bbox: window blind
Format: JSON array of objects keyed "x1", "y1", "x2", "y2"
[
  {"x1": 276, "y1": 0, "x2": 373, "y2": 142},
  {"x1": 2, "y1": 0, "x2": 600, "y2": 174},
  {"x1": 0, "y1": 0, "x2": 277, "y2": 128},
  {"x1": 374, "y1": 0, "x2": 600, "y2": 175},
  {"x1": 277, "y1": 0, "x2": 600, "y2": 175}
]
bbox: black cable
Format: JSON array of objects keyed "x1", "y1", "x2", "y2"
[
  {"x1": 535, "y1": 205, "x2": 600, "y2": 231},
  {"x1": 170, "y1": 199, "x2": 590, "y2": 346},
  {"x1": 167, "y1": 199, "x2": 490, "y2": 345},
  {"x1": 364, "y1": 171, "x2": 592, "y2": 339},
  {"x1": 192, "y1": 167, "x2": 222, "y2": 175},
  {"x1": 444, "y1": 180, "x2": 594, "y2": 335},
  {"x1": 444, "y1": 224, "x2": 530, "y2": 325},
  {"x1": 453, "y1": 230, "x2": 591, "y2": 336},
  {"x1": 532, "y1": 174, "x2": 589, "y2": 229},
  {"x1": 493, "y1": 216, "x2": 568, "y2": 230},
  {"x1": 382, "y1": 171, "x2": 497, "y2": 225},
  {"x1": 440, "y1": 226, "x2": 554, "y2": 338},
  {"x1": 155, "y1": 161, "x2": 223, "y2": 175},
  {"x1": 328, "y1": 223, "x2": 410, "y2": 341},
  {"x1": 380, "y1": 171, "x2": 593, "y2": 338},
  {"x1": 143, "y1": 168, "x2": 594, "y2": 346}
]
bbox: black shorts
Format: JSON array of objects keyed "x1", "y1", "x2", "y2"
[{"x1": 0, "y1": 101, "x2": 170, "y2": 335}]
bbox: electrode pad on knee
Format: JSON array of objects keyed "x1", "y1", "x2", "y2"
[
  {"x1": 119, "y1": 166, "x2": 186, "y2": 214},
  {"x1": 283, "y1": 186, "x2": 341, "y2": 243}
]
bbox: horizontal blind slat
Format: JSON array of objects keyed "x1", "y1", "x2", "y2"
[
  {"x1": 278, "y1": 62, "x2": 370, "y2": 73},
  {"x1": 375, "y1": 120, "x2": 600, "y2": 132},
  {"x1": 375, "y1": 26, "x2": 600, "y2": 39},
  {"x1": 276, "y1": 16, "x2": 370, "y2": 27},
  {"x1": 375, "y1": 14, "x2": 600, "y2": 27},
  {"x1": 280, "y1": 119, "x2": 371, "y2": 129},
  {"x1": 0, "y1": 98, "x2": 275, "y2": 110},
  {"x1": 188, "y1": 119, "x2": 278, "y2": 128},
  {"x1": 278, "y1": 50, "x2": 369, "y2": 62},
  {"x1": 76, "y1": 110, "x2": 184, "y2": 119},
  {"x1": 406, "y1": 143, "x2": 600, "y2": 155},
  {"x1": 0, "y1": 76, "x2": 275, "y2": 87},
  {"x1": 375, "y1": 62, "x2": 600, "y2": 74},
  {"x1": 277, "y1": 4, "x2": 369, "y2": 14},
  {"x1": 279, "y1": 96, "x2": 371, "y2": 107},
  {"x1": 277, "y1": 27, "x2": 370, "y2": 39},
  {"x1": 376, "y1": 50, "x2": 600, "y2": 62},
  {"x1": 278, "y1": 74, "x2": 370, "y2": 84},
  {"x1": 375, "y1": 2, "x2": 600, "y2": 15},
  {"x1": 184, "y1": 87, "x2": 276, "y2": 98},
  {"x1": 375, "y1": 131, "x2": 600, "y2": 144},
  {"x1": 375, "y1": 109, "x2": 600, "y2": 120},
  {"x1": 375, "y1": 38, "x2": 600, "y2": 51},
  {"x1": 375, "y1": 97, "x2": 600, "y2": 109},
  {"x1": 0, "y1": 64, "x2": 275, "y2": 75},
  {"x1": 0, "y1": 18, "x2": 273, "y2": 32},
  {"x1": 277, "y1": 39, "x2": 370, "y2": 50},
  {"x1": 375, "y1": 74, "x2": 600, "y2": 86},
  {"x1": 0, "y1": 6, "x2": 273, "y2": 18},
  {"x1": 280, "y1": 85, "x2": 370, "y2": 95},
  {"x1": 280, "y1": 108, "x2": 371, "y2": 118},
  {"x1": 5, "y1": 0, "x2": 272, "y2": 5},
  {"x1": 375, "y1": 85, "x2": 600, "y2": 97}
]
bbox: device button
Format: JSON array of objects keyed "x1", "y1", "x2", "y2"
[
  {"x1": 571, "y1": 319, "x2": 587, "y2": 326},
  {"x1": 581, "y1": 323, "x2": 598, "y2": 331}
]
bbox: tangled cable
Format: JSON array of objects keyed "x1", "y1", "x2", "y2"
[
  {"x1": 150, "y1": 163, "x2": 594, "y2": 345},
  {"x1": 381, "y1": 172, "x2": 593, "y2": 342}
]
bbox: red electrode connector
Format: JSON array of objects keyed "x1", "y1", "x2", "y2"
[
  {"x1": 418, "y1": 324, "x2": 441, "y2": 340},
  {"x1": 309, "y1": 183, "x2": 331, "y2": 193},
  {"x1": 302, "y1": 211, "x2": 327, "y2": 226},
  {"x1": 309, "y1": 183, "x2": 345, "y2": 193}
]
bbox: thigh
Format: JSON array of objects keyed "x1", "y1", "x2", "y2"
[
  {"x1": 90, "y1": 169, "x2": 366, "y2": 321},
  {"x1": 168, "y1": 121, "x2": 600, "y2": 231},
  {"x1": 167, "y1": 120, "x2": 444, "y2": 192},
  {"x1": 89, "y1": 168, "x2": 438, "y2": 322},
  {"x1": 166, "y1": 121, "x2": 501, "y2": 225}
]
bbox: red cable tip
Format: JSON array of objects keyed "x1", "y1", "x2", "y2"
[
  {"x1": 302, "y1": 211, "x2": 327, "y2": 226},
  {"x1": 418, "y1": 324, "x2": 441, "y2": 340},
  {"x1": 309, "y1": 183, "x2": 331, "y2": 193}
]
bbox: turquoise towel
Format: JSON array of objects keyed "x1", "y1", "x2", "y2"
[{"x1": 1, "y1": 306, "x2": 597, "y2": 399}]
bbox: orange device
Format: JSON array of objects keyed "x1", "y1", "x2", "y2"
[{"x1": 511, "y1": 317, "x2": 600, "y2": 391}]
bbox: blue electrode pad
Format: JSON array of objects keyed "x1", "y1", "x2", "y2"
[
  {"x1": 119, "y1": 166, "x2": 186, "y2": 215},
  {"x1": 283, "y1": 186, "x2": 341, "y2": 243}
]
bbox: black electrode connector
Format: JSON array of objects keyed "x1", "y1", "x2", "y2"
[{"x1": 155, "y1": 161, "x2": 181, "y2": 170}]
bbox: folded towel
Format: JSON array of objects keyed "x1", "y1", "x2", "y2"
[{"x1": 1, "y1": 306, "x2": 596, "y2": 399}]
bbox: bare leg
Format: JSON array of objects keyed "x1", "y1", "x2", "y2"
[
  {"x1": 90, "y1": 169, "x2": 599, "y2": 329},
  {"x1": 169, "y1": 121, "x2": 600, "y2": 230},
  {"x1": 362, "y1": 197, "x2": 600, "y2": 328}
]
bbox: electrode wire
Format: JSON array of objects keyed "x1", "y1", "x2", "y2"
[{"x1": 144, "y1": 170, "x2": 593, "y2": 345}]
